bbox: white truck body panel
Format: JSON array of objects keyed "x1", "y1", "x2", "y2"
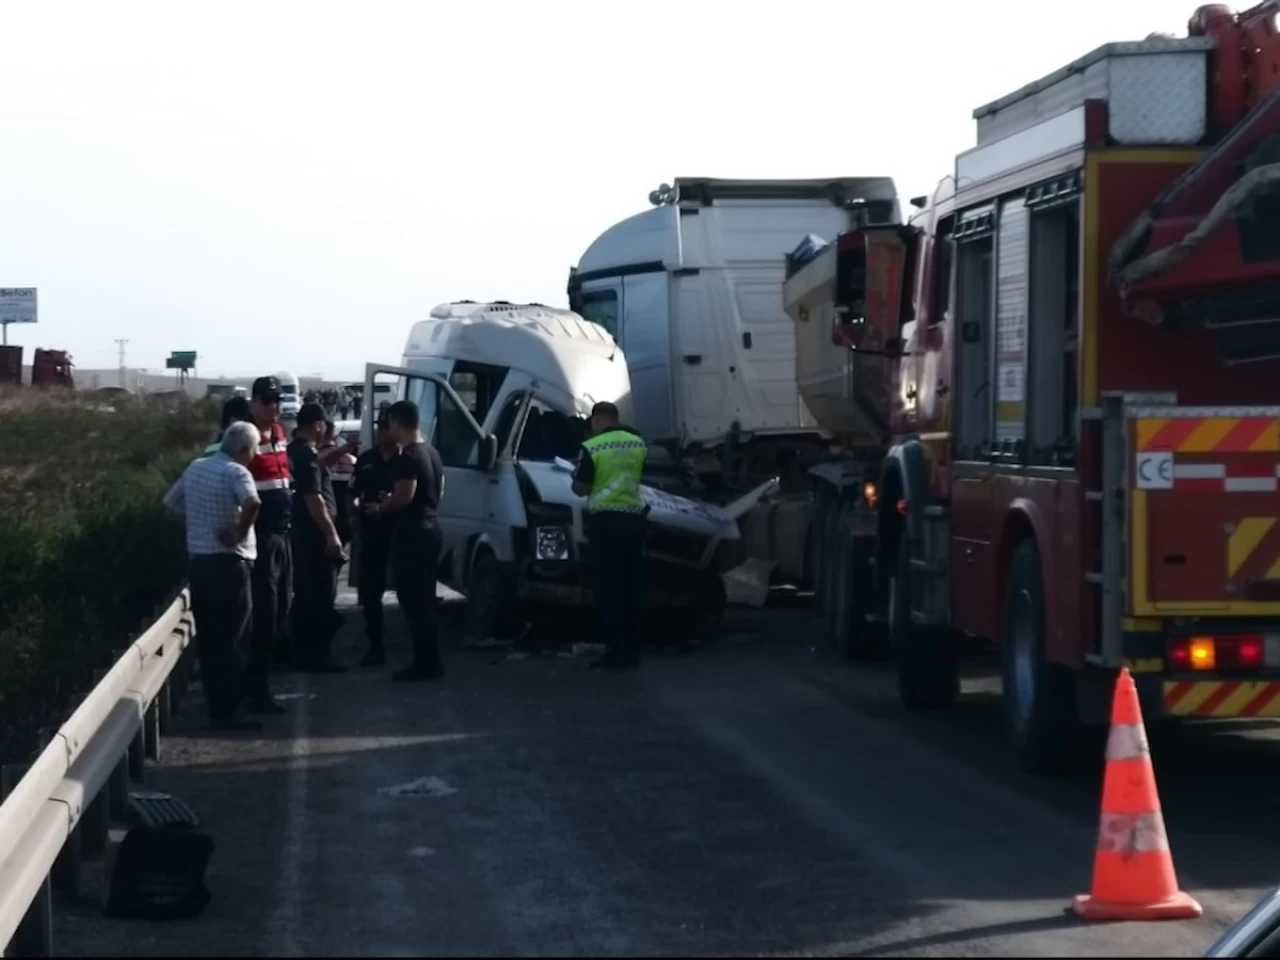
[
  {"x1": 972, "y1": 37, "x2": 1212, "y2": 147},
  {"x1": 572, "y1": 177, "x2": 900, "y2": 453}
]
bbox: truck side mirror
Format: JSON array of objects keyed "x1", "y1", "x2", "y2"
[{"x1": 479, "y1": 434, "x2": 499, "y2": 471}]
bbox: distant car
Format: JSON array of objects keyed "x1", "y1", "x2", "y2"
[
  {"x1": 331, "y1": 419, "x2": 361, "y2": 482},
  {"x1": 275, "y1": 370, "x2": 301, "y2": 419}
]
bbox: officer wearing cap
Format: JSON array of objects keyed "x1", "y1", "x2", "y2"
[
  {"x1": 571, "y1": 401, "x2": 649, "y2": 671},
  {"x1": 289, "y1": 402, "x2": 348, "y2": 672},
  {"x1": 245, "y1": 375, "x2": 293, "y2": 712}
]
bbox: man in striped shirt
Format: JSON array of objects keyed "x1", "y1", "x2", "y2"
[{"x1": 246, "y1": 375, "x2": 293, "y2": 714}]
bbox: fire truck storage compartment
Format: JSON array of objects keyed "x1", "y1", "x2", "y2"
[
  {"x1": 971, "y1": 38, "x2": 1212, "y2": 147},
  {"x1": 1128, "y1": 405, "x2": 1280, "y2": 612},
  {"x1": 784, "y1": 229, "x2": 903, "y2": 450}
]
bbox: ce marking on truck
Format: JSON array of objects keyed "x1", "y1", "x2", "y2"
[{"x1": 1134, "y1": 451, "x2": 1173, "y2": 490}]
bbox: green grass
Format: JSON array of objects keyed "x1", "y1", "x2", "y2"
[{"x1": 0, "y1": 387, "x2": 215, "y2": 762}]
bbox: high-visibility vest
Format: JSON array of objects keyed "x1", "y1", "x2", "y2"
[{"x1": 582, "y1": 429, "x2": 647, "y2": 514}]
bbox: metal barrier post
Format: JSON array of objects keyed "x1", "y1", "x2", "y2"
[
  {"x1": 108, "y1": 759, "x2": 130, "y2": 821},
  {"x1": 143, "y1": 702, "x2": 161, "y2": 762},
  {"x1": 128, "y1": 727, "x2": 146, "y2": 783},
  {"x1": 1, "y1": 765, "x2": 53, "y2": 957}
]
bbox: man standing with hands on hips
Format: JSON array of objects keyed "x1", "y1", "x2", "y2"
[
  {"x1": 364, "y1": 400, "x2": 446, "y2": 683},
  {"x1": 245, "y1": 375, "x2": 293, "y2": 713},
  {"x1": 572, "y1": 401, "x2": 649, "y2": 671}
]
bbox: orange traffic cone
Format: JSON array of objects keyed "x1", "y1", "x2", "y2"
[{"x1": 1073, "y1": 668, "x2": 1202, "y2": 922}]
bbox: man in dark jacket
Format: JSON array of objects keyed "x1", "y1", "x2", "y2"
[
  {"x1": 288, "y1": 402, "x2": 348, "y2": 673},
  {"x1": 347, "y1": 412, "x2": 399, "y2": 666}
]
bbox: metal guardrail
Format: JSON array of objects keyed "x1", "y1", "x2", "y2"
[{"x1": 0, "y1": 590, "x2": 196, "y2": 957}]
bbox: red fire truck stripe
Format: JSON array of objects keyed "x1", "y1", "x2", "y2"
[
  {"x1": 1144, "y1": 418, "x2": 1203, "y2": 451},
  {"x1": 1164, "y1": 681, "x2": 1194, "y2": 709},
  {"x1": 1218, "y1": 417, "x2": 1278, "y2": 452},
  {"x1": 1173, "y1": 477, "x2": 1227, "y2": 493},
  {"x1": 1195, "y1": 682, "x2": 1240, "y2": 715},
  {"x1": 1242, "y1": 684, "x2": 1280, "y2": 716},
  {"x1": 1221, "y1": 458, "x2": 1278, "y2": 477}
]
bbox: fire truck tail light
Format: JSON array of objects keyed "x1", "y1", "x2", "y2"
[
  {"x1": 1170, "y1": 635, "x2": 1266, "y2": 672},
  {"x1": 1172, "y1": 637, "x2": 1216, "y2": 671}
]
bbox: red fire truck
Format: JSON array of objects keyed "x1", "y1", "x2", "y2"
[{"x1": 787, "y1": 2, "x2": 1280, "y2": 773}]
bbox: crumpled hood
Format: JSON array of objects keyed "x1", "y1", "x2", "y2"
[{"x1": 516, "y1": 460, "x2": 778, "y2": 543}]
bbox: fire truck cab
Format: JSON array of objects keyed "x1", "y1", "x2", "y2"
[{"x1": 797, "y1": 3, "x2": 1280, "y2": 773}]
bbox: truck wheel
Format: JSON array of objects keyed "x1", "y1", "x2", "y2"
[
  {"x1": 890, "y1": 528, "x2": 958, "y2": 710},
  {"x1": 465, "y1": 547, "x2": 522, "y2": 643},
  {"x1": 1002, "y1": 539, "x2": 1079, "y2": 775},
  {"x1": 832, "y1": 504, "x2": 879, "y2": 661}
]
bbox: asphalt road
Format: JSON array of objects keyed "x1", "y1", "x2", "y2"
[{"x1": 49, "y1": 588, "x2": 1280, "y2": 957}]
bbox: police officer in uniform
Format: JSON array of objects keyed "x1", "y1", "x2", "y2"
[
  {"x1": 288, "y1": 402, "x2": 348, "y2": 672},
  {"x1": 571, "y1": 401, "x2": 649, "y2": 671},
  {"x1": 347, "y1": 412, "x2": 399, "y2": 667}
]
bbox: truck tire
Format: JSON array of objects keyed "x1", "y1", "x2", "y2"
[
  {"x1": 1001, "y1": 539, "x2": 1080, "y2": 775},
  {"x1": 832, "y1": 503, "x2": 880, "y2": 661},
  {"x1": 890, "y1": 529, "x2": 958, "y2": 710},
  {"x1": 464, "y1": 547, "x2": 522, "y2": 643}
]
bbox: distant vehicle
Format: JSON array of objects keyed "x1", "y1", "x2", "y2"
[
  {"x1": 31, "y1": 349, "x2": 74, "y2": 389},
  {"x1": 341, "y1": 380, "x2": 392, "y2": 417},
  {"x1": 275, "y1": 371, "x2": 300, "y2": 419}
]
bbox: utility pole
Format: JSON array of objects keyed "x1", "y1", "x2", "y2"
[{"x1": 114, "y1": 338, "x2": 128, "y2": 388}]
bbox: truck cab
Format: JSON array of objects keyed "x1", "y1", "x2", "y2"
[{"x1": 568, "y1": 177, "x2": 901, "y2": 483}]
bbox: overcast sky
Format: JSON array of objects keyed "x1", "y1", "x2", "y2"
[{"x1": 0, "y1": 0, "x2": 1185, "y2": 381}]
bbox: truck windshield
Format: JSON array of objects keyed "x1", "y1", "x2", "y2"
[{"x1": 517, "y1": 399, "x2": 587, "y2": 462}]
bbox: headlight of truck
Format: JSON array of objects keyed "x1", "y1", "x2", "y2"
[{"x1": 535, "y1": 525, "x2": 571, "y2": 561}]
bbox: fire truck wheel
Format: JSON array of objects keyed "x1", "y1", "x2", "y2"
[
  {"x1": 465, "y1": 547, "x2": 522, "y2": 643},
  {"x1": 891, "y1": 528, "x2": 959, "y2": 710},
  {"x1": 1001, "y1": 538, "x2": 1079, "y2": 775},
  {"x1": 832, "y1": 503, "x2": 879, "y2": 661}
]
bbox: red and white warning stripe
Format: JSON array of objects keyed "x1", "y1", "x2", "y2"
[{"x1": 1173, "y1": 463, "x2": 1280, "y2": 493}]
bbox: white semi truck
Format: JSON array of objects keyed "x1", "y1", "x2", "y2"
[{"x1": 567, "y1": 177, "x2": 902, "y2": 585}]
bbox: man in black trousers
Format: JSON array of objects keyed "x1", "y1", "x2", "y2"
[
  {"x1": 348, "y1": 412, "x2": 400, "y2": 667},
  {"x1": 246, "y1": 376, "x2": 293, "y2": 713},
  {"x1": 363, "y1": 400, "x2": 446, "y2": 683},
  {"x1": 164, "y1": 421, "x2": 264, "y2": 731},
  {"x1": 288, "y1": 402, "x2": 348, "y2": 673}
]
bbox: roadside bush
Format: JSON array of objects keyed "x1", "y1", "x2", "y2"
[{"x1": 0, "y1": 387, "x2": 215, "y2": 763}]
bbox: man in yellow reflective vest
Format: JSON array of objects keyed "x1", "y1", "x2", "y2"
[{"x1": 572, "y1": 401, "x2": 649, "y2": 670}]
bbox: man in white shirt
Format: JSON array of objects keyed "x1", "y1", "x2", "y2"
[{"x1": 163, "y1": 421, "x2": 263, "y2": 732}]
